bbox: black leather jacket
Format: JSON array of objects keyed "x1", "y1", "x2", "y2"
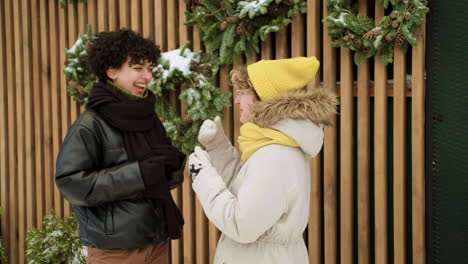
[{"x1": 55, "y1": 109, "x2": 183, "y2": 249}]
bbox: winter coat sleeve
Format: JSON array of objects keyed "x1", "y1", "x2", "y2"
[
  {"x1": 206, "y1": 135, "x2": 243, "y2": 186},
  {"x1": 55, "y1": 123, "x2": 145, "y2": 207},
  {"x1": 192, "y1": 147, "x2": 288, "y2": 244}
]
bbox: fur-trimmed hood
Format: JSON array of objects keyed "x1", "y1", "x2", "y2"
[{"x1": 249, "y1": 86, "x2": 338, "y2": 128}]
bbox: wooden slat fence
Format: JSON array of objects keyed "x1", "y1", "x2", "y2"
[{"x1": 0, "y1": 1, "x2": 426, "y2": 263}]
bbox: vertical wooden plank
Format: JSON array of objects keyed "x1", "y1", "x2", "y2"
[
  {"x1": 261, "y1": 35, "x2": 273, "y2": 60},
  {"x1": 167, "y1": 0, "x2": 179, "y2": 50},
  {"x1": 393, "y1": 42, "x2": 407, "y2": 264},
  {"x1": 412, "y1": 25, "x2": 426, "y2": 264},
  {"x1": 77, "y1": 0, "x2": 87, "y2": 115},
  {"x1": 97, "y1": 0, "x2": 108, "y2": 31},
  {"x1": 59, "y1": 0, "x2": 71, "y2": 217},
  {"x1": 12, "y1": 0, "x2": 26, "y2": 261},
  {"x1": 49, "y1": 0, "x2": 63, "y2": 218},
  {"x1": 179, "y1": 0, "x2": 189, "y2": 47},
  {"x1": 323, "y1": 2, "x2": 338, "y2": 264},
  {"x1": 119, "y1": 0, "x2": 129, "y2": 28},
  {"x1": 33, "y1": 0, "x2": 46, "y2": 228},
  {"x1": 340, "y1": 46, "x2": 354, "y2": 264},
  {"x1": 154, "y1": 0, "x2": 167, "y2": 51},
  {"x1": 142, "y1": 0, "x2": 154, "y2": 39},
  {"x1": 275, "y1": 30, "x2": 288, "y2": 59},
  {"x1": 22, "y1": 0, "x2": 36, "y2": 235},
  {"x1": 307, "y1": 0, "x2": 322, "y2": 263},
  {"x1": 0, "y1": 0, "x2": 10, "y2": 260},
  {"x1": 357, "y1": 1, "x2": 371, "y2": 263},
  {"x1": 108, "y1": 0, "x2": 118, "y2": 31},
  {"x1": 87, "y1": 0, "x2": 98, "y2": 33},
  {"x1": 130, "y1": 0, "x2": 141, "y2": 32},
  {"x1": 78, "y1": 1, "x2": 86, "y2": 33},
  {"x1": 41, "y1": 0, "x2": 53, "y2": 217},
  {"x1": 4, "y1": 0, "x2": 18, "y2": 261},
  {"x1": 291, "y1": 13, "x2": 305, "y2": 58},
  {"x1": 374, "y1": 4, "x2": 388, "y2": 264},
  {"x1": 67, "y1": 1, "x2": 80, "y2": 149},
  {"x1": 165, "y1": 2, "x2": 183, "y2": 263},
  {"x1": 191, "y1": 27, "x2": 210, "y2": 264},
  {"x1": 177, "y1": 2, "x2": 195, "y2": 263}
]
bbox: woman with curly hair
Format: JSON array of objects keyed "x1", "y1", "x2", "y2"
[
  {"x1": 189, "y1": 57, "x2": 337, "y2": 263},
  {"x1": 55, "y1": 29, "x2": 185, "y2": 264}
]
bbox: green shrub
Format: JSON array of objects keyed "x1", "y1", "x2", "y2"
[
  {"x1": 26, "y1": 210, "x2": 85, "y2": 264},
  {"x1": 0, "y1": 208, "x2": 6, "y2": 262}
]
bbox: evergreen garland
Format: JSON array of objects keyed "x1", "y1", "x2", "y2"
[
  {"x1": 185, "y1": 0, "x2": 307, "y2": 65},
  {"x1": 64, "y1": 24, "x2": 96, "y2": 105},
  {"x1": 323, "y1": 0, "x2": 429, "y2": 65},
  {"x1": 58, "y1": 0, "x2": 87, "y2": 8},
  {"x1": 64, "y1": 28, "x2": 231, "y2": 155},
  {"x1": 149, "y1": 43, "x2": 232, "y2": 154}
]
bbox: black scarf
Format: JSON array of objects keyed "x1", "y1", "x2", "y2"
[{"x1": 87, "y1": 81, "x2": 184, "y2": 239}]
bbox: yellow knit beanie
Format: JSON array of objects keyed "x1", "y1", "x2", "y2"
[{"x1": 246, "y1": 56, "x2": 320, "y2": 101}]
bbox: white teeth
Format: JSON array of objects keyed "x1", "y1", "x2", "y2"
[{"x1": 135, "y1": 84, "x2": 146, "y2": 88}]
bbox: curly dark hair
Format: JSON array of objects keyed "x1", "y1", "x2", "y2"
[{"x1": 87, "y1": 29, "x2": 161, "y2": 81}]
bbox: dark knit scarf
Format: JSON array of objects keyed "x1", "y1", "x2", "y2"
[{"x1": 87, "y1": 81, "x2": 184, "y2": 239}]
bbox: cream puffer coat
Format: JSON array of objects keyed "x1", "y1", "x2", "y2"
[{"x1": 192, "y1": 87, "x2": 337, "y2": 264}]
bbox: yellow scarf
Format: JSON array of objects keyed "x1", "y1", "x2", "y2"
[{"x1": 238, "y1": 122, "x2": 299, "y2": 161}]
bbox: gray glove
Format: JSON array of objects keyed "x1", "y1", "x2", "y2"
[{"x1": 197, "y1": 116, "x2": 225, "y2": 149}]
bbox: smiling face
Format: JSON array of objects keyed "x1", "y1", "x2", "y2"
[
  {"x1": 235, "y1": 89, "x2": 258, "y2": 124},
  {"x1": 106, "y1": 58, "x2": 154, "y2": 96}
]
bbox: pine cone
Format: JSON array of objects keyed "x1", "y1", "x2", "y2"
[
  {"x1": 354, "y1": 39, "x2": 362, "y2": 48},
  {"x1": 236, "y1": 20, "x2": 254, "y2": 35},
  {"x1": 267, "y1": 3, "x2": 280, "y2": 16},
  {"x1": 342, "y1": 35, "x2": 350, "y2": 41},
  {"x1": 404, "y1": 13, "x2": 411, "y2": 21},
  {"x1": 391, "y1": 20, "x2": 400, "y2": 29},
  {"x1": 390, "y1": 12, "x2": 398, "y2": 19},
  {"x1": 226, "y1": 16, "x2": 239, "y2": 24},
  {"x1": 190, "y1": 61, "x2": 213, "y2": 77},
  {"x1": 385, "y1": 33, "x2": 393, "y2": 42},
  {"x1": 220, "y1": 21, "x2": 228, "y2": 31},
  {"x1": 394, "y1": 32, "x2": 405, "y2": 47},
  {"x1": 363, "y1": 28, "x2": 382, "y2": 40},
  {"x1": 282, "y1": 0, "x2": 295, "y2": 6},
  {"x1": 199, "y1": 64, "x2": 213, "y2": 77}
]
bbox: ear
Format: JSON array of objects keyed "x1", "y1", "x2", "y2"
[{"x1": 106, "y1": 68, "x2": 118, "y2": 81}]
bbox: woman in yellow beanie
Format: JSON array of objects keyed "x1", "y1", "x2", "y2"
[{"x1": 189, "y1": 57, "x2": 337, "y2": 264}]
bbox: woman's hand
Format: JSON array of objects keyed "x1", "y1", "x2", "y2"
[
  {"x1": 188, "y1": 146, "x2": 215, "y2": 181},
  {"x1": 197, "y1": 116, "x2": 225, "y2": 149}
]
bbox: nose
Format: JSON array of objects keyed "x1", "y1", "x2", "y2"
[
  {"x1": 142, "y1": 69, "x2": 152, "y2": 81},
  {"x1": 234, "y1": 97, "x2": 240, "y2": 104}
]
